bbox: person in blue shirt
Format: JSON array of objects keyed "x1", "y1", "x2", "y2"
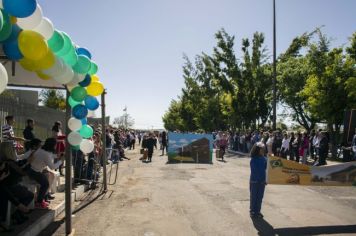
[{"x1": 250, "y1": 141, "x2": 267, "y2": 218}]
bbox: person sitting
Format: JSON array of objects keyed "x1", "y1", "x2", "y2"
[
  {"x1": 27, "y1": 138, "x2": 63, "y2": 209},
  {"x1": 0, "y1": 142, "x2": 36, "y2": 226}
]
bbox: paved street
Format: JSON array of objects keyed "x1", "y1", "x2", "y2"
[{"x1": 44, "y1": 148, "x2": 356, "y2": 236}]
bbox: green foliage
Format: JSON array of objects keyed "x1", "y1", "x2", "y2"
[
  {"x1": 163, "y1": 28, "x2": 356, "y2": 135},
  {"x1": 40, "y1": 89, "x2": 66, "y2": 111}
]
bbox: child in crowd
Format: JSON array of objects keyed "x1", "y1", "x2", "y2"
[{"x1": 249, "y1": 142, "x2": 267, "y2": 218}]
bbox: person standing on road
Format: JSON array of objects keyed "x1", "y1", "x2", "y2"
[
  {"x1": 249, "y1": 142, "x2": 267, "y2": 218},
  {"x1": 145, "y1": 133, "x2": 157, "y2": 162},
  {"x1": 317, "y1": 131, "x2": 329, "y2": 166},
  {"x1": 218, "y1": 134, "x2": 228, "y2": 161},
  {"x1": 161, "y1": 131, "x2": 168, "y2": 156},
  {"x1": 352, "y1": 128, "x2": 356, "y2": 161},
  {"x1": 280, "y1": 133, "x2": 290, "y2": 159}
]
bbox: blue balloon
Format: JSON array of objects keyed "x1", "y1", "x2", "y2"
[
  {"x1": 79, "y1": 74, "x2": 91, "y2": 87},
  {"x1": 3, "y1": 40, "x2": 23, "y2": 60},
  {"x1": 72, "y1": 104, "x2": 88, "y2": 119},
  {"x1": 76, "y1": 47, "x2": 92, "y2": 59},
  {"x1": 81, "y1": 118, "x2": 87, "y2": 125},
  {"x1": 4, "y1": 24, "x2": 22, "y2": 44},
  {"x1": 84, "y1": 96, "x2": 99, "y2": 111},
  {"x1": 3, "y1": 0, "x2": 37, "y2": 18}
]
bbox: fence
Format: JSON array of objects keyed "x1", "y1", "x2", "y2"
[{"x1": 0, "y1": 94, "x2": 66, "y2": 141}]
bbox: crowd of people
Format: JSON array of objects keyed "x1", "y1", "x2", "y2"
[
  {"x1": 0, "y1": 115, "x2": 68, "y2": 228},
  {"x1": 214, "y1": 128, "x2": 356, "y2": 166}
]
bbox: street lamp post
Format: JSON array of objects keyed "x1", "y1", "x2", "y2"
[{"x1": 272, "y1": 0, "x2": 277, "y2": 131}]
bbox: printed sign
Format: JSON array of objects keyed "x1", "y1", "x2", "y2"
[
  {"x1": 268, "y1": 156, "x2": 356, "y2": 186},
  {"x1": 168, "y1": 132, "x2": 213, "y2": 163}
]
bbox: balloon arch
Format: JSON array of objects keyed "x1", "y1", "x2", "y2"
[
  {"x1": 0, "y1": 0, "x2": 105, "y2": 155},
  {"x1": 0, "y1": 1, "x2": 107, "y2": 234}
]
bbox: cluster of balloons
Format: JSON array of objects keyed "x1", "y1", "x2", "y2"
[{"x1": 0, "y1": 0, "x2": 105, "y2": 155}]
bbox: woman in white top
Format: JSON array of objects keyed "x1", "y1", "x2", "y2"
[
  {"x1": 27, "y1": 138, "x2": 63, "y2": 209},
  {"x1": 280, "y1": 133, "x2": 290, "y2": 159},
  {"x1": 266, "y1": 133, "x2": 274, "y2": 156}
]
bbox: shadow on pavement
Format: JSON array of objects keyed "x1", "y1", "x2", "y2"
[{"x1": 252, "y1": 217, "x2": 356, "y2": 236}]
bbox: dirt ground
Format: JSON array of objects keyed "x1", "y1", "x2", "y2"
[{"x1": 42, "y1": 147, "x2": 356, "y2": 236}]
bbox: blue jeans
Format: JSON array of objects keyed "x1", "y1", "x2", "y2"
[{"x1": 250, "y1": 182, "x2": 265, "y2": 214}]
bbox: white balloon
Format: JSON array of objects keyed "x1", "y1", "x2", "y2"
[
  {"x1": 54, "y1": 65, "x2": 74, "y2": 85},
  {"x1": 0, "y1": 64, "x2": 8, "y2": 94},
  {"x1": 17, "y1": 4, "x2": 43, "y2": 29},
  {"x1": 68, "y1": 131, "x2": 82, "y2": 146},
  {"x1": 33, "y1": 17, "x2": 54, "y2": 40},
  {"x1": 68, "y1": 117, "x2": 82, "y2": 131},
  {"x1": 43, "y1": 57, "x2": 64, "y2": 77},
  {"x1": 76, "y1": 74, "x2": 86, "y2": 83},
  {"x1": 67, "y1": 73, "x2": 84, "y2": 87},
  {"x1": 80, "y1": 139, "x2": 94, "y2": 154}
]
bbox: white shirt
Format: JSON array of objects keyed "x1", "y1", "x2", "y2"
[
  {"x1": 30, "y1": 149, "x2": 62, "y2": 172},
  {"x1": 313, "y1": 136, "x2": 321, "y2": 148},
  {"x1": 17, "y1": 150, "x2": 33, "y2": 161},
  {"x1": 281, "y1": 138, "x2": 290, "y2": 150},
  {"x1": 266, "y1": 137, "x2": 274, "y2": 146}
]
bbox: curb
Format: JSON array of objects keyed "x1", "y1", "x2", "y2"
[{"x1": 17, "y1": 184, "x2": 87, "y2": 236}]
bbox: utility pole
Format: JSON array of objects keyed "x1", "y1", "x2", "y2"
[{"x1": 272, "y1": 0, "x2": 277, "y2": 131}]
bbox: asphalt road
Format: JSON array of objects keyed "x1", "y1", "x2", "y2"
[{"x1": 42, "y1": 148, "x2": 356, "y2": 236}]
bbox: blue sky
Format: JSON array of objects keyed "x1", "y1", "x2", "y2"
[{"x1": 37, "y1": 0, "x2": 356, "y2": 129}]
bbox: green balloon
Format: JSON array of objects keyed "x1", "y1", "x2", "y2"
[
  {"x1": 68, "y1": 96, "x2": 81, "y2": 107},
  {"x1": 0, "y1": 10, "x2": 12, "y2": 42},
  {"x1": 0, "y1": 10, "x2": 3, "y2": 32},
  {"x1": 72, "y1": 55, "x2": 91, "y2": 74},
  {"x1": 88, "y1": 62, "x2": 98, "y2": 75},
  {"x1": 71, "y1": 145, "x2": 80, "y2": 150},
  {"x1": 56, "y1": 32, "x2": 73, "y2": 57},
  {"x1": 79, "y1": 125, "x2": 93, "y2": 138},
  {"x1": 48, "y1": 30, "x2": 64, "y2": 53},
  {"x1": 71, "y1": 86, "x2": 87, "y2": 102},
  {"x1": 62, "y1": 47, "x2": 78, "y2": 66}
]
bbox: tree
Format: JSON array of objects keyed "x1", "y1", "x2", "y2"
[
  {"x1": 277, "y1": 32, "x2": 319, "y2": 132},
  {"x1": 162, "y1": 100, "x2": 184, "y2": 131},
  {"x1": 113, "y1": 114, "x2": 135, "y2": 129},
  {"x1": 40, "y1": 89, "x2": 66, "y2": 111},
  {"x1": 302, "y1": 31, "x2": 356, "y2": 156}
]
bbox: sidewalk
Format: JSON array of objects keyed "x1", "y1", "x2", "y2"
[{"x1": 1, "y1": 177, "x2": 87, "y2": 236}]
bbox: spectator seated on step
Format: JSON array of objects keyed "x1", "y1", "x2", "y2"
[
  {"x1": 26, "y1": 138, "x2": 63, "y2": 209},
  {"x1": 0, "y1": 143, "x2": 35, "y2": 225}
]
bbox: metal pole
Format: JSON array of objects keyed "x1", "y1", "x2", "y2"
[
  {"x1": 101, "y1": 90, "x2": 108, "y2": 192},
  {"x1": 65, "y1": 89, "x2": 72, "y2": 235},
  {"x1": 272, "y1": 0, "x2": 277, "y2": 131}
]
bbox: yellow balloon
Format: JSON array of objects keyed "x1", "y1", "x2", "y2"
[
  {"x1": 19, "y1": 58, "x2": 39, "y2": 71},
  {"x1": 91, "y1": 75, "x2": 99, "y2": 82},
  {"x1": 36, "y1": 50, "x2": 55, "y2": 70},
  {"x1": 18, "y1": 30, "x2": 48, "y2": 60},
  {"x1": 36, "y1": 71, "x2": 52, "y2": 80},
  {"x1": 87, "y1": 81, "x2": 104, "y2": 96}
]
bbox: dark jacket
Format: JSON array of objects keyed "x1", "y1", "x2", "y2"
[
  {"x1": 23, "y1": 126, "x2": 35, "y2": 140},
  {"x1": 145, "y1": 137, "x2": 157, "y2": 152},
  {"x1": 250, "y1": 155, "x2": 267, "y2": 183}
]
